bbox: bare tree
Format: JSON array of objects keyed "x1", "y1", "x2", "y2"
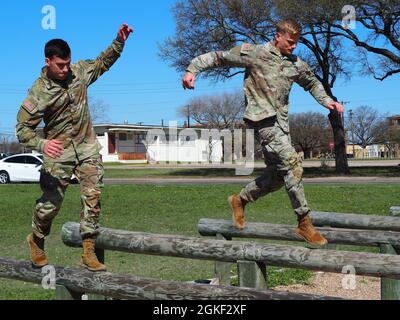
[
  {"x1": 331, "y1": 0, "x2": 400, "y2": 81},
  {"x1": 178, "y1": 91, "x2": 245, "y2": 129},
  {"x1": 0, "y1": 134, "x2": 24, "y2": 154},
  {"x1": 374, "y1": 118, "x2": 400, "y2": 157},
  {"x1": 89, "y1": 97, "x2": 110, "y2": 124},
  {"x1": 0, "y1": 135, "x2": 9, "y2": 153},
  {"x1": 289, "y1": 112, "x2": 330, "y2": 159},
  {"x1": 8, "y1": 141, "x2": 24, "y2": 154},
  {"x1": 349, "y1": 105, "x2": 387, "y2": 149},
  {"x1": 160, "y1": 0, "x2": 276, "y2": 79}
]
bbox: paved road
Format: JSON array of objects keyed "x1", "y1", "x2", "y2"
[
  {"x1": 104, "y1": 176, "x2": 400, "y2": 185},
  {"x1": 105, "y1": 159, "x2": 400, "y2": 170}
]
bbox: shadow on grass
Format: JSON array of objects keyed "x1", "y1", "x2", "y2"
[{"x1": 167, "y1": 166, "x2": 400, "y2": 178}]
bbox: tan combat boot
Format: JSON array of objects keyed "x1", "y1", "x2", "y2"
[
  {"x1": 80, "y1": 238, "x2": 106, "y2": 272},
  {"x1": 228, "y1": 194, "x2": 247, "y2": 229},
  {"x1": 27, "y1": 233, "x2": 48, "y2": 268},
  {"x1": 296, "y1": 215, "x2": 328, "y2": 246}
]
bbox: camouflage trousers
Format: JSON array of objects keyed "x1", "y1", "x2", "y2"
[
  {"x1": 32, "y1": 155, "x2": 104, "y2": 239},
  {"x1": 240, "y1": 117, "x2": 310, "y2": 217}
]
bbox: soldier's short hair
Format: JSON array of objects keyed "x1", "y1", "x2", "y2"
[
  {"x1": 276, "y1": 19, "x2": 302, "y2": 36},
  {"x1": 45, "y1": 39, "x2": 71, "y2": 59}
]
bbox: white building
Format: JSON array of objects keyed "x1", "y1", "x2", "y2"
[{"x1": 93, "y1": 124, "x2": 223, "y2": 163}]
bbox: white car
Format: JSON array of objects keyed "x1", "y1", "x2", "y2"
[{"x1": 0, "y1": 153, "x2": 77, "y2": 184}]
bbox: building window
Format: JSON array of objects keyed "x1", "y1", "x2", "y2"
[
  {"x1": 180, "y1": 135, "x2": 195, "y2": 146},
  {"x1": 135, "y1": 133, "x2": 146, "y2": 144},
  {"x1": 119, "y1": 133, "x2": 127, "y2": 141}
]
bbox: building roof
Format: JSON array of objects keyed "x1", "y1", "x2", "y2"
[{"x1": 93, "y1": 123, "x2": 204, "y2": 131}]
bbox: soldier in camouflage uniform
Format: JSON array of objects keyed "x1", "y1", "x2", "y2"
[
  {"x1": 182, "y1": 20, "x2": 344, "y2": 246},
  {"x1": 16, "y1": 23, "x2": 133, "y2": 271}
]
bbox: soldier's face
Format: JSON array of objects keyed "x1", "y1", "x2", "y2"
[
  {"x1": 275, "y1": 32, "x2": 300, "y2": 56},
  {"x1": 45, "y1": 55, "x2": 71, "y2": 81}
]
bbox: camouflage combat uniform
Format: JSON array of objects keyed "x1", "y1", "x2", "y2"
[
  {"x1": 187, "y1": 41, "x2": 334, "y2": 217},
  {"x1": 16, "y1": 39, "x2": 125, "y2": 239}
]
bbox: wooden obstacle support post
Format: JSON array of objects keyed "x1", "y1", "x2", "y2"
[
  {"x1": 214, "y1": 233, "x2": 232, "y2": 285},
  {"x1": 214, "y1": 233, "x2": 268, "y2": 289},
  {"x1": 237, "y1": 261, "x2": 267, "y2": 289},
  {"x1": 380, "y1": 208, "x2": 400, "y2": 300},
  {"x1": 55, "y1": 285, "x2": 82, "y2": 300}
]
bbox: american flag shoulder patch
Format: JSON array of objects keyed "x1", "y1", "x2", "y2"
[
  {"x1": 22, "y1": 99, "x2": 38, "y2": 114},
  {"x1": 241, "y1": 43, "x2": 254, "y2": 53}
]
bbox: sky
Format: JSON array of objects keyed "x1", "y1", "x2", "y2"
[{"x1": 0, "y1": 0, "x2": 399, "y2": 138}]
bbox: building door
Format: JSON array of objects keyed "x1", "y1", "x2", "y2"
[{"x1": 108, "y1": 133, "x2": 116, "y2": 154}]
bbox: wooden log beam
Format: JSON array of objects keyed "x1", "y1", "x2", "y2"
[
  {"x1": 0, "y1": 257, "x2": 336, "y2": 300},
  {"x1": 197, "y1": 219, "x2": 400, "y2": 247},
  {"x1": 62, "y1": 222, "x2": 400, "y2": 279},
  {"x1": 310, "y1": 211, "x2": 400, "y2": 231}
]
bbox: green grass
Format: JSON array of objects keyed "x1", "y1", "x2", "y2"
[
  {"x1": 103, "y1": 166, "x2": 400, "y2": 179},
  {"x1": 0, "y1": 183, "x2": 399, "y2": 299}
]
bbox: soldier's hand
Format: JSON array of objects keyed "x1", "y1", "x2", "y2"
[
  {"x1": 44, "y1": 140, "x2": 64, "y2": 159},
  {"x1": 117, "y1": 23, "x2": 134, "y2": 42},
  {"x1": 327, "y1": 102, "x2": 345, "y2": 114},
  {"x1": 182, "y1": 72, "x2": 195, "y2": 90}
]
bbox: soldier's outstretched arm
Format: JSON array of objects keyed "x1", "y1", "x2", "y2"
[
  {"x1": 295, "y1": 59, "x2": 344, "y2": 113},
  {"x1": 78, "y1": 23, "x2": 134, "y2": 86},
  {"x1": 183, "y1": 45, "x2": 253, "y2": 90}
]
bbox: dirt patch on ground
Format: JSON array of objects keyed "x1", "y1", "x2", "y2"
[{"x1": 274, "y1": 271, "x2": 381, "y2": 300}]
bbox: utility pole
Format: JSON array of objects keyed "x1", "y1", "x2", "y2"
[
  {"x1": 348, "y1": 109, "x2": 356, "y2": 158},
  {"x1": 341, "y1": 101, "x2": 351, "y2": 157},
  {"x1": 340, "y1": 101, "x2": 350, "y2": 127},
  {"x1": 187, "y1": 106, "x2": 190, "y2": 128}
]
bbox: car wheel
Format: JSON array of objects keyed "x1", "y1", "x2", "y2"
[{"x1": 0, "y1": 171, "x2": 10, "y2": 184}]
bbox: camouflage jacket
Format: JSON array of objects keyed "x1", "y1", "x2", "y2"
[
  {"x1": 186, "y1": 41, "x2": 334, "y2": 132},
  {"x1": 16, "y1": 39, "x2": 125, "y2": 162}
]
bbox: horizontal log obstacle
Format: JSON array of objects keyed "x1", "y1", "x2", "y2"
[
  {"x1": 198, "y1": 219, "x2": 400, "y2": 247},
  {"x1": 310, "y1": 210, "x2": 400, "y2": 300},
  {"x1": 61, "y1": 222, "x2": 400, "y2": 280},
  {"x1": 0, "y1": 257, "x2": 337, "y2": 300},
  {"x1": 310, "y1": 211, "x2": 400, "y2": 232}
]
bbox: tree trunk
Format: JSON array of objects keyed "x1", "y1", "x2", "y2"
[{"x1": 328, "y1": 110, "x2": 350, "y2": 175}]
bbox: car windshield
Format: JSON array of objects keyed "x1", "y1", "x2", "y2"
[{"x1": 37, "y1": 155, "x2": 44, "y2": 161}]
